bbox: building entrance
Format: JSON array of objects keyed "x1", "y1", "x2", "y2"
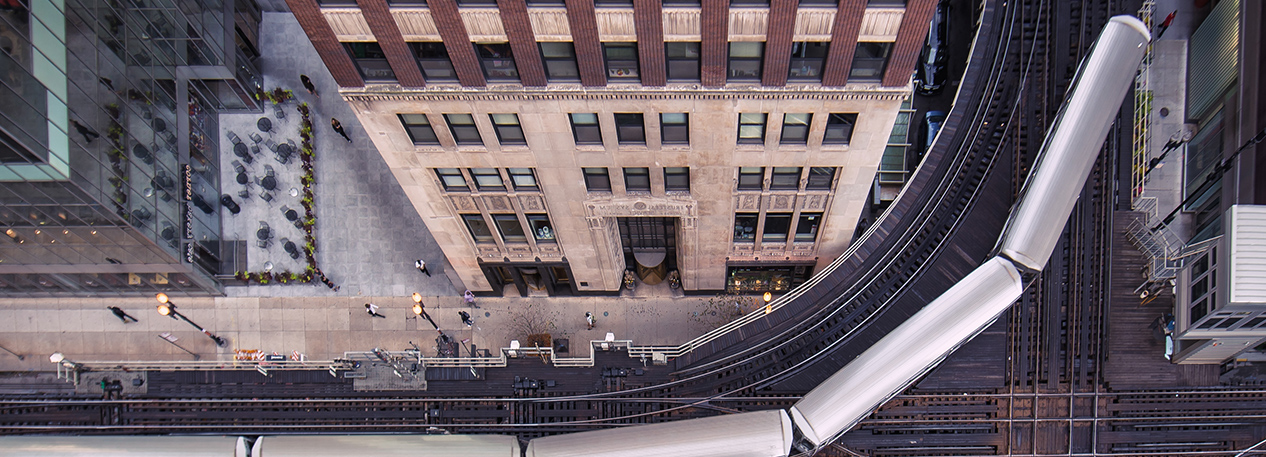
[
  {"x1": 617, "y1": 217, "x2": 677, "y2": 284},
  {"x1": 480, "y1": 262, "x2": 575, "y2": 297}
]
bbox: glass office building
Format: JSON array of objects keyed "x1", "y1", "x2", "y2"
[{"x1": 0, "y1": 0, "x2": 262, "y2": 295}]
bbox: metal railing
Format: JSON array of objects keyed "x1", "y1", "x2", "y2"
[{"x1": 1131, "y1": 0, "x2": 1156, "y2": 205}]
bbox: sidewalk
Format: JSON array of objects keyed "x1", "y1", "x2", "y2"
[{"x1": 0, "y1": 292, "x2": 751, "y2": 372}]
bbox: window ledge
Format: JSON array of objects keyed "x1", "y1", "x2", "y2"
[
  {"x1": 456, "y1": 146, "x2": 488, "y2": 153},
  {"x1": 661, "y1": 144, "x2": 690, "y2": 150},
  {"x1": 500, "y1": 145, "x2": 531, "y2": 153},
  {"x1": 779, "y1": 144, "x2": 809, "y2": 151},
  {"x1": 575, "y1": 145, "x2": 607, "y2": 152},
  {"x1": 617, "y1": 144, "x2": 650, "y2": 152},
  {"x1": 736, "y1": 144, "x2": 766, "y2": 151},
  {"x1": 820, "y1": 143, "x2": 851, "y2": 151},
  {"x1": 413, "y1": 146, "x2": 446, "y2": 153}
]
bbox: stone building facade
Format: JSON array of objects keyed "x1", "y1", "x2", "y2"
[{"x1": 288, "y1": 0, "x2": 932, "y2": 295}]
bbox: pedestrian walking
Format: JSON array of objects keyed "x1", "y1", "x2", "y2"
[
  {"x1": 331, "y1": 118, "x2": 351, "y2": 142},
  {"x1": 458, "y1": 310, "x2": 473, "y2": 327},
  {"x1": 585, "y1": 312, "x2": 595, "y2": 330},
  {"x1": 366, "y1": 303, "x2": 385, "y2": 318},
  {"x1": 300, "y1": 74, "x2": 318, "y2": 97},
  {"x1": 1157, "y1": 11, "x2": 1176, "y2": 39},
  {"x1": 415, "y1": 259, "x2": 431, "y2": 276},
  {"x1": 463, "y1": 290, "x2": 479, "y2": 308},
  {"x1": 108, "y1": 306, "x2": 138, "y2": 324},
  {"x1": 71, "y1": 120, "x2": 100, "y2": 143}
]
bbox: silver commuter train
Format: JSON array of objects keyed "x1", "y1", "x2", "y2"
[
  {"x1": 787, "y1": 14, "x2": 1150, "y2": 451},
  {"x1": 0, "y1": 15, "x2": 1150, "y2": 457}
]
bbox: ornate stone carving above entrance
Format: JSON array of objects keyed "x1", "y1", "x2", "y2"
[{"x1": 584, "y1": 196, "x2": 698, "y2": 229}]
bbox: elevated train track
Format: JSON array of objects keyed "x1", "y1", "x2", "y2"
[{"x1": 4, "y1": 0, "x2": 1266, "y2": 454}]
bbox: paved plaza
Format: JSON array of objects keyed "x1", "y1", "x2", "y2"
[{"x1": 225, "y1": 13, "x2": 460, "y2": 300}]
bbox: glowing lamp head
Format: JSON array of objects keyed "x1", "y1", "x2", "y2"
[
  {"x1": 157, "y1": 304, "x2": 174, "y2": 317},
  {"x1": 49, "y1": 353, "x2": 65, "y2": 363},
  {"x1": 411, "y1": 293, "x2": 422, "y2": 304},
  {"x1": 155, "y1": 293, "x2": 169, "y2": 304},
  {"x1": 413, "y1": 304, "x2": 423, "y2": 316},
  {"x1": 762, "y1": 292, "x2": 772, "y2": 303}
]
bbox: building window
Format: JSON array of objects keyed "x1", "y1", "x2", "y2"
[
  {"x1": 849, "y1": 42, "x2": 892, "y2": 82},
  {"x1": 738, "y1": 167, "x2": 764, "y2": 190},
  {"x1": 463, "y1": 214, "x2": 495, "y2": 243},
  {"x1": 734, "y1": 213, "x2": 758, "y2": 241},
  {"x1": 527, "y1": 214, "x2": 555, "y2": 242},
  {"x1": 435, "y1": 168, "x2": 468, "y2": 191},
  {"x1": 796, "y1": 213, "x2": 822, "y2": 242},
  {"x1": 527, "y1": 0, "x2": 565, "y2": 4},
  {"x1": 469, "y1": 168, "x2": 505, "y2": 191},
  {"x1": 570, "y1": 113, "x2": 602, "y2": 145},
  {"x1": 457, "y1": 0, "x2": 497, "y2": 5},
  {"x1": 489, "y1": 114, "x2": 526, "y2": 145},
  {"x1": 624, "y1": 167, "x2": 651, "y2": 192},
  {"x1": 444, "y1": 114, "x2": 482, "y2": 145},
  {"x1": 595, "y1": 0, "x2": 633, "y2": 6},
  {"x1": 604, "y1": 43, "x2": 639, "y2": 81},
  {"x1": 476, "y1": 43, "x2": 519, "y2": 81},
  {"x1": 780, "y1": 113, "x2": 812, "y2": 144},
  {"x1": 806, "y1": 167, "x2": 836, "y2": 190},
  {"x1": 411, "y1": 42, "x2": 458, "y2": 81},
  {"x1": 583, "y1": 167, "x2": 612, "y2": 191},
  {"x1": 398, "y1": 114, "x2": 439, "y2": 145},
  {"x1": 344, "y1": 42, "x2": 395, "y2": 81},
  {"x1": 508, "y1": 168, "x2": 538, "y2": 191},
  {"x1": 387, "y1": 0, "x2": 427, "y2": 4},
  {"x1": 493, "y1": 214, "x2": 527, "y2": 243},
  {"x1": 823, "y1": 113, "x2": 858, "y2": 144},
  {"x1": 614, "y1": 113, "x2": 645, "y2": 144},
  {"x1": 664, "y1": 167, "x2": 690, "y2": 192},
  {"x1": 788, "y1": 42, "x2": 829, "y2": 81},
  {"x1": 661, "y1": 113, "x2": 689, "y2": 144},
  {"x1": 763, "y1": 213, "x2": 792, "y2": 242},
  {"x1": 540, "y1": 42, "x2": 581, "y2": 81},
  {"x1": 728, "y1": 42, "x2": 764, "y2": 81},
  {"x1": 738, "y1": 113, "x2": 767, "y2": 144},
  {"x1": 797, "y1": 0, "x2": 835, "y2": 5},
  {"x1": 666, "y1": 42, "x2": 701, "y2": 81},
  {"x1": 730, "y1": 0, "x2": 768, "y2": 5},
  {"x1": 770, "y1": 167, "x2": 801, "y2": 189}
]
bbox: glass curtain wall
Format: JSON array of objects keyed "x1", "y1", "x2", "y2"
[{"x1": 0, "y1": 0, "x2": 241, "y2": 295}]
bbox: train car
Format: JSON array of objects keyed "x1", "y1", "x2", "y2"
[
  {"x1": 788, "y1": 257, "x2": 1024, "y2": 448},
  {"x1": 252, "y1": 434, "x2": 519, "y2": 456},
  {"x1": 525, "y1": 409, "x2": 793, "y2": 457},
  {"x1": 0, "y1": 436, "x2": 247, "y2": 457},
  {"x1": 997, "y1": 15, "x2": 1150, "y2": 271}
]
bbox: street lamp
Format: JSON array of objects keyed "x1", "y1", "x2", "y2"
[
  {"x1": 155, "y1": 293, "x2": 227, "y2": 347},
  {"x1": 411, "y1": 293, "x2": 439, "y2": 330},
  {"x1": 763, "y1": 291, "x2": 773, "y2": 314}
]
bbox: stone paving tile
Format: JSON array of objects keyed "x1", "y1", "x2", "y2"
[{"x1": 219, "y1": 13, "x2": 459, "y2": 299}]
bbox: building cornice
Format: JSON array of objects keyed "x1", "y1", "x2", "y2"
[{"x1": 340, "y1": 84, "x2": 911, "y2": 102}]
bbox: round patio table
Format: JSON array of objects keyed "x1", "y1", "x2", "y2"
[
  {"x1": 261, "y1": 176, "x2": 277, "y2": 191},
  {"x1": 256, "y1": 228, "x2": 271, "y2": 240},
  {"x1": 236, "y1": 172, "x2": 248, "y2": 185},
  {"x1": 257, "y1": 117, "x2": 272, "y2": 133}
]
